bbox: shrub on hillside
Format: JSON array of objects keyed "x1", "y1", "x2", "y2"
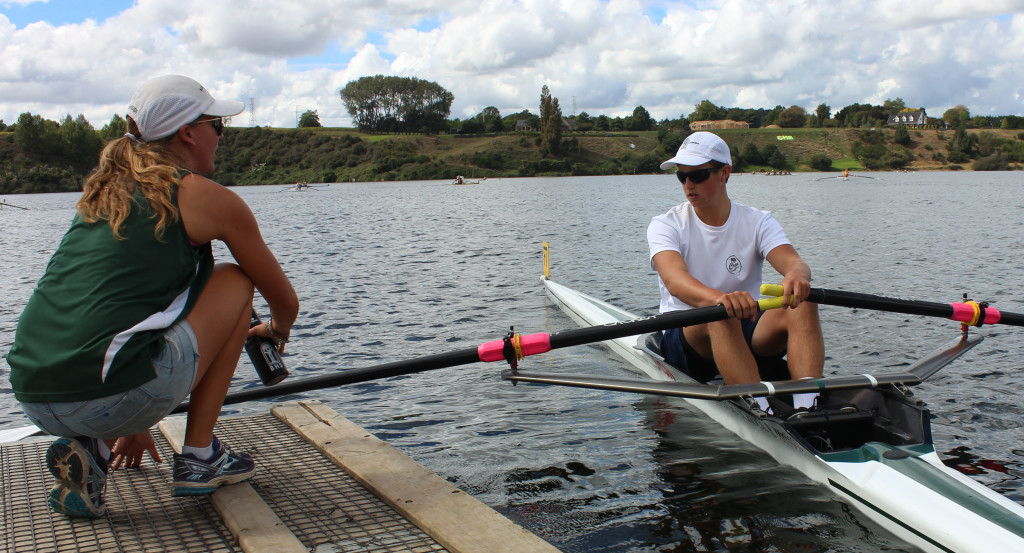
[
  {"x1": 947, "y1": 150, "x2": 969, "y2": 163},
  {"x1": 808, "y1": 153, "x2": 833, "y2": 171},
  {"x1": 881, "y1": 147, "x2": 913, "y2": 169},
  {"x1": 893, "y1": 124, "x2": 911, "y2": 146},
  {"x1": 740, "y1": 143, "x2": 762, "y2": 165},
  {"x1": 973, "y1": 153, "x2": 1010, "y2": 171},
  {"x1": 761, "y1": 143, "x2": 786, "y2": 168}
]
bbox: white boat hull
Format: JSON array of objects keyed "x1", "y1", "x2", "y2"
[{"x1": 541, "y1": 277, "x2": 1024, "y2": 553}]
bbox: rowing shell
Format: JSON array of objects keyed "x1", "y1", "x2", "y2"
[{"x1": 525, "y1": 277, "x2": 1024, "y2": 553}]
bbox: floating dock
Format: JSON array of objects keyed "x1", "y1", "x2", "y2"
[{"x1": 0, "y1": 400, "x2": 559, "y2": 553}]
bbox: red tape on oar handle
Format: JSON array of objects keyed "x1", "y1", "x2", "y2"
[
  {"x1": 478, "y1": 333, "x2": 552, "y2": 362},
  {"x1": 951, "y1": 302, "x2": 1001, "y2": 325}
]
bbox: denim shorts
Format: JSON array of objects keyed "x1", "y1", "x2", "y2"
[{"x1": 21, "y1": 320, "x2": 200, "y2": 439}]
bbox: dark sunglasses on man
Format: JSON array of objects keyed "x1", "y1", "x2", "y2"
[{"x1": 675, "y1": 163, "x2": 725, "y2": 185}]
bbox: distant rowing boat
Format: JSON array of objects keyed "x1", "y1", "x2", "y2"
[
  {"x1": 816, "y1": 174, "x2": 876, "y2": 181},
  {"x1": 818, "y1": 169, "x2": 876, "y2": 181},
  {"x1": 0, "y1": 199, "x2": 28, "y2": 210},
  {"x1": 281, "y1": 183, "x2": 329, "y2": 192}
]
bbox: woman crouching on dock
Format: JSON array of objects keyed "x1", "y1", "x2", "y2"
[{"x1": 6, "y1": 75, "x2": 298, "y2": 517}]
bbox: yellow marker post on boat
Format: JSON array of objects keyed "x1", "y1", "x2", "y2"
[{"x1": 542, "y1": 242, "x2": 550, "y2": 280}]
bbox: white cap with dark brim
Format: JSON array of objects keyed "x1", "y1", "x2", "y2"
[
  {"x1": 127, "y1": 75, "x2": 245, "y2": 142},
  {"x1": 660, "y1": 131, "x2": 732, "y2": 170}
]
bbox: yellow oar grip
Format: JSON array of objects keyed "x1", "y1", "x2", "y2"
[
  {"x1": 759, "y1": 283, "x2": 796, "y2": 309},
  {"x1": 760, "y1": 283, "x2": 784, "y2": 297},
  {"x1": 757, "y1": 296, "x2": 787, "y2": 311}
]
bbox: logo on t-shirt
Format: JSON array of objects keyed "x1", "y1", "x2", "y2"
[{"x1": 726, "y1": 255, "x2": 742, "y2": 275}]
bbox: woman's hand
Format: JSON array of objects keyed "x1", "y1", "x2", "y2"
[
  {"x1": 109, "y1": 430, "x2": 162, "y2": 470},
  {"x1": 247, "y1": 320, "x2": 289, "y2": 354}
]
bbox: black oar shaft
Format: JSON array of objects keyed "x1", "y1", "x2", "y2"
[
  {"x1": 807, "y1": 288, "x2": 1024, "y2": 327},
  {"x1": 177, "y1": 293, "x2": 772, "y2": 412},
  {"x1": 172, "y1": 346, "x2": 481, "y2": 414},
  {"x1": 810, "y1": 288, "x2": 955, "y2": 318},
  {"x1": 547, "y1": 304, "x2": 730, "y2": 349}
]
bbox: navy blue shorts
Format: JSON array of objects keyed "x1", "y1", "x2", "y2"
[{"x1": 660, "y1": 312, "x2": 788, "y2": 383}]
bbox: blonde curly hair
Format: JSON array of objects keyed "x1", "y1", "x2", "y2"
[{"x1": 76, "y1": 117, "x2": 182, "y2": 240}]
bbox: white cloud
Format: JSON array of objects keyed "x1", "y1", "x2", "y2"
[{"x1": 1, "y1": 0, "x2": 1023, "y2": 128}]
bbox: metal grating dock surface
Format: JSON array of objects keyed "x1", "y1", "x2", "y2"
[
  {"x1": 2, "y1": 435, "x2": 240, "y2": 553},
  {"x1": 1, "y1": 412, "x2": 448, "y2": 553}
]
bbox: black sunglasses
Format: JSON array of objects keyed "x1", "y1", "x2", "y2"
[
  {"x1": 195, "y1": 117, "x2": 224, "y2": 136},
  {"x1": 675, "y1": 164, "x2": 724, "y2": 184}
]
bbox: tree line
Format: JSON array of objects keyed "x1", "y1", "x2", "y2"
[{"x1": 4, "y1": 74, "x2": 1024, "y2": 193}]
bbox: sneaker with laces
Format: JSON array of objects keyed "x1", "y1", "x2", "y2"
[
  {"x1": 46, "y1": 436, "x2": 108, "y2": 518},
  {"x1": 172, "y1": 436, "x2": 256, "y2": 496}
]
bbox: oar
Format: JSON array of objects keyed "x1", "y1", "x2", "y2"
[
  {"x1": 501, "y1": 334, "x2": 983, "y2": 399},
  {"x1": 814, "y1": 175, "x2": 875, "y2": 182},
  {"x1": 171, "y1": 294, "x2": 791, "y2": 413},
  {"x1": 761, "y1": 285, "x2": 1024, "y2": 327}
]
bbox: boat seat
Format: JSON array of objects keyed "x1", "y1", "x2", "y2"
[
  {"x1": 775, "y1": 403, "x2": 876, "y2": 451},
  {"x1": 783, "y1": 407, "x2": 874, "y2": 430}
]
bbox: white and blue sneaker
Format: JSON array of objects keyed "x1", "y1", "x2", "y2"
[
  {"x1": 46, "y1": 436, "x2": 108, "y2": 518},
  {"x1": 172, "y1": 436, "x2": 255, "y2": 496}
]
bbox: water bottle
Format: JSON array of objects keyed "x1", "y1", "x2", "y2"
[{"x1": 245, "y1": 309, "x2": 289, "y2": 386}]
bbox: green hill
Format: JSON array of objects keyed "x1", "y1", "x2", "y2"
[
  {"x1": 2, "y1": 126, "x2": 1021, "y2": 193},
  {"x1": 211, "y1": 125, "x2": 1021, "y2": 187}
]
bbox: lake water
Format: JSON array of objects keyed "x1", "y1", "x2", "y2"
[{"x1": 2, "y1": 172, "x2": 1023, "y2": 552}]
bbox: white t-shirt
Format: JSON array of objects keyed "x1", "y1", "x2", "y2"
[{"x1": 647, "y1": 200, "x2": 791, "y2": 313}]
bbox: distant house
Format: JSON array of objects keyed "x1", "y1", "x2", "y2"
[
  {"x1": 561, "y1": 117, "x2": 577, "y2": 131},
  {"x1": 689, "y1": 119, "x2": 750, "y2": 130},
  {"x1": 887, "y1": 110, "x2": 927, "y2": 127},
  {"x1": 515, "y1": 119, "x2": 536, "y2": 132}
]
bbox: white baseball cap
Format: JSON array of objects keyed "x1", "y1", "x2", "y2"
[
  {"x1": 126, "y1": 75, "x2": 245, "y2": 142},
  {"x1": 660, "y1": 131, "x2": 732, "y2": 170}
]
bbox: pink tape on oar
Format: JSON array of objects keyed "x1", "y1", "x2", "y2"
[
  {"x1": 477, "y1": 333, "x2": 553, "y2": 362},
  {"x1": 950, "y1": 302, "x2": 1002, "y2": 325}
]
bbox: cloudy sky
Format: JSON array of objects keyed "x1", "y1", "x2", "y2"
[{"x1": 2, "y1": 0, "x2": 1023, "y2": 130}]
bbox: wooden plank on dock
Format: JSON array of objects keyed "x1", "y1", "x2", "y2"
[
  {"x1": 158, "y1": 417, "x2": 308, "y2": 553},
  {"x1": 273, "y1": 400, "x2": 560, "y2": 553}
]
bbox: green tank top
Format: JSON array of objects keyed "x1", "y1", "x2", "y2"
[{"x1": 7, "y1": 185, "x2": 213, "y2": 403}]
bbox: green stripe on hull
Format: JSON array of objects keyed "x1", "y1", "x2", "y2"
[
  {"x1": 827, "y1": 477, "x2": 954, "y2": 552},
  {"x1": 823, "y1": 442, "x2": 1024, "y2": 543}
]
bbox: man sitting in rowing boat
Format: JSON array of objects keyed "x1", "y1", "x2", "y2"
[{"x1": 647, "y1": 132, "x2": 824, "y2": 412}]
